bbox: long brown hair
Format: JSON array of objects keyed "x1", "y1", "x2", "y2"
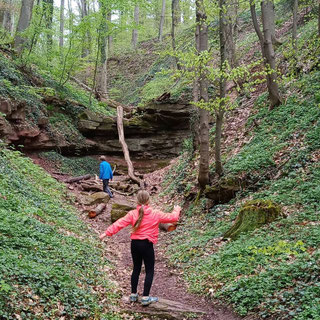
[{"x1": 132, "y1": 190, "x2": 150, "y2": 232}]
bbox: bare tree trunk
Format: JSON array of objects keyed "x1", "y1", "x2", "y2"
[
  {"x1": 225, "y1": 0, "x2": 237, "y2": 68},
  {"x1": 261, "y1": 0, "x2": 282, "y2": 109},
  {"x1": 292, "y1": 0, "x2": 298, "y2": 52},
  {"x1": 107, "y1": 11, "x2": 113, "y2": 54},
  {"x1": 59, "y1": 0, "x2": 65, "y2": 49},
  {"x1": 192, "y1": 21, "x2": 200, "y2": 152},
  {"x1": 216, "y1": 0, "x2": 228, "y2": 177},
  {"x1": 43, "y1": 0, "x2": 54, "y2": 57},
  {"x1": 250, "y1": 1, "x2": 264, "y2": 51},
  {"x1": 80, "y1": 0, "x2": 91, "y2": 57},
  {"x1": 196, "y1": 0, "x2": 209, "y2": 189},
  {"x1": 264, "y1": 0, "x2": 281, "y2": 45},
  {"x1": 96, "y1": 0, "x2": 108, "y2": 99},
  {"x1": 116, "y1": 106, "x2": 142, "y2": 187},
  {"x1": 158, "y1": 0, "x2": 166, "y2": 41},
  {"x1": 171, "y1": 0, "x2": 179, "y2": 51},
  {"x1": 132, "y1": 5, "x2": 139, "y2": 49},
  {"x1": 2, "y1": 0, "x2": 14, "y2": 35},
  {"x1": 15, "y1": 0, "x2": 35, "y2": 53},
  {"x1": 250, "y1": 0, "x2": 282, "y2": 109}
]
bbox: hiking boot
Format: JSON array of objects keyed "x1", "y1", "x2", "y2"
[
  {"x1": 141, "y1": 296, "x2": 158, "y2": 306},
  {"x1": 129, "y1": 293, "x2": 138, "y2": 302}
]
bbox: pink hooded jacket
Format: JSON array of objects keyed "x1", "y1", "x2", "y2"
[{"x1": 103, "y1": 204, "x2": 180, "y2": 244}]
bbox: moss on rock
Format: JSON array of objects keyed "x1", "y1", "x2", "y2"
[
  {"x1": 111, "y1": 201, "x2": 135, "y2": 223},
  {"x1": 223, "y1": 199, "x2": 282, "y2": 240}
]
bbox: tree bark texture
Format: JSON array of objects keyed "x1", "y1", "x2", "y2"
[
  {"x1": 116, "y1": 106, "x2": 142, "y2": 187},
  {"x1": 224, "y1": 0, "x2": 237, "y2": 68},
  {"x1": 2, "y1": 0, "x2": 14, "y2": 35},
  {"x1": 171, "y1": 0, "x2": 179, "y2": 51},
  {"x1": 264, "y1": 0, "x2": 280, "y2": 45},
  {"x1": 261, "y1": 0, "x2": 282, "y2": 109},
  {"x1": 43, "y1": 0, "x2": 54, "y2": 53},
  {"x1": 216, "y1": 0, "x2": 227, "y2": 177},
  {"x1": 97, "y1": 0, "x2": 108, "y2": 99},
  {"x1": 191, "y1": 21, "x2": 200, "y2": 152},
  {"x1": 196, "y1": 0, "x2": 210, "y2": 189},
  {"x1": 59, "y1": 0, "x2": 65, "y2": 48},
  {"x1": 79, "y1": 0, "x2": 90, "y2": 57},
  {"x1": 250, "y1": 0, "x2": 282, "y2": 109},
  {"x1": 158, "y1": 0, "x2": 166, "y2": 41},
  {"x1": 107, "y1": 11, "x2": 113, "y2": 54},
  {"x1": 88, "y1": 203, "x2": 106, "y2": 219},
  {"x1": 15, "y1": 0, "x2": 35, "y2": 53},
  {"x1": 132, "y1": 5, "x2": 139, "y2": 49}
]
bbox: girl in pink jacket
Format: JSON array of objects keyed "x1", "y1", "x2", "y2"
[{"x1": 99, "y1": 190, "x2": 181, "y2": 306}]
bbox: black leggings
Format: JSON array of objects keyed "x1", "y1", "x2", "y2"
[{"x1": 131, "y1": 239, "x2": 155, "y2": 296}]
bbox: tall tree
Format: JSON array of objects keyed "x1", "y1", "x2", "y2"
[
  {"x1": 15, "y1": 0, "x2": 35, "y2": 53},
  {"x1": 158, "y1": 0, "x2": 166, "y2": 41},
  {"x1": 96, "y1": 0, "x2": 108, "y2": 98},
  {"x1": 191, "y1": 16, "x2": 200, "y2": 153},
  {"x1": 196, "y1": 0, "x2": 210, "y2": 189},
  {"x1": 59, "y1": 0, "x2": 65, "y2": 49},
  {"x1": 132, "y1": 5, "x2": 139, "y2": 49},
  {"x1": 43, "y1": 0, "x2": 54, "y2": 54},
  {"x1": 107, "y1": 11, "x2": 113, "y2": 54},
  {"x1": 250, "y1": 0, "x2": 282, "y2": 109},
  {"x1": 79, "y1": 0, "x2": 91, "y2": 57},
  {"x1": 171, "y1": 0, "x2": 179, "y2": 51},
  {"x1": 263, "y1": 0, "x2": 281, "y2": 45},
  {"x1": 2, "y1": 0, "x2": 15, "y2": 35}
]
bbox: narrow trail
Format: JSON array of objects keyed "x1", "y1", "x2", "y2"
[
  {"x1": 80, "y1": 180, "x2": 242, "y2": 320},
  {"x1": 31, "y1": 154, "x2": 245, "y2": 319}
]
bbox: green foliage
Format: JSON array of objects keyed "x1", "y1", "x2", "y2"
[
  {"x1": 39, "y1": 151, "x2": 100, "y2": 176},
  {"x1": 0, "y1": 147, "x2": 120, "y2": 318},
  {"x1": 165, "y1": 69, "x2": 320, "y2": 319},
  {"x1": 160, "y1": 138, "x2": 195, "y2": 196}
]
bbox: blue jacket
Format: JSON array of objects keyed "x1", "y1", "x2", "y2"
[{"x1": 99, "y1": 161, "x2": 113, "y2": 180}]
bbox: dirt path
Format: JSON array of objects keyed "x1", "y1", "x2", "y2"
[
  {"x1": 82, "y1": 190, "x2": 242, "y2": 320},
  {"x1": 30, "y1": 155, "x2": 244, "y2": 319}
]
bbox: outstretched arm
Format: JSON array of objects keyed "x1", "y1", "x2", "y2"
[
  {"x1": 99, "y1": 211, "x2": 134, "y2": 240},
  {"x1": 157, "y1": 205, "x2": 181, "y2": 224}
]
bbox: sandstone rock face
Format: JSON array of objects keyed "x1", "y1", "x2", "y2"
[
  {"x1": 78, "y1": 102, "x2": 191, "y2": 158},
  {"x1": 0, "y1": 95, "x2": 191, "y2": 159}
]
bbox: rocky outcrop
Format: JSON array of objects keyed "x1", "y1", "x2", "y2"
[
  {"x1": 77, "y1": 101, "x2": 191, "y2": 158},
  {"x1": 0, "y1": 96, "x2": 191, "y2": 159}
]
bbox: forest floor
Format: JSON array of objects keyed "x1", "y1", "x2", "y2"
[{"x1": 30, "y1": 154, "x2": 246, "y2": 320}]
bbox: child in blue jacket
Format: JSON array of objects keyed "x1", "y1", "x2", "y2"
[{"x1": 99, "y1": 156, "x2": 113, "y2": 198}]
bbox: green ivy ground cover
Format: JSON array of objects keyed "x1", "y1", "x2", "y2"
[
  {"x1": 0, "y1": 147, "x2": 121, "y2": 319},
  {"x1": 163, "y1": 71, "x2": 320, "y2": 319}
]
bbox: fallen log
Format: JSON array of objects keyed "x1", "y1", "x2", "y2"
[
  {"x1": 65, "y1": 174, "x2": 91, "y2": 183},
  {"x1": 117, "y1": 105, "x2": 143, "y2": 188},
  {"x1": 81, "y1": 182, "x2": 102, "y2": 192},
  {"x1": 88, "y1": 203, "x2": 106, "y2": 219},
  {"x1": 159, "y1": 223, "x2": 177, "y2": 232}
]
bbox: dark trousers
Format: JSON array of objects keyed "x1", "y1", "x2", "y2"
[
  {"x1": 102, "y1": 179, "x2": 113, "y2": 198},
  {"x1": 131, "y1": 239, "x2": 155, "y2": 296}
]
